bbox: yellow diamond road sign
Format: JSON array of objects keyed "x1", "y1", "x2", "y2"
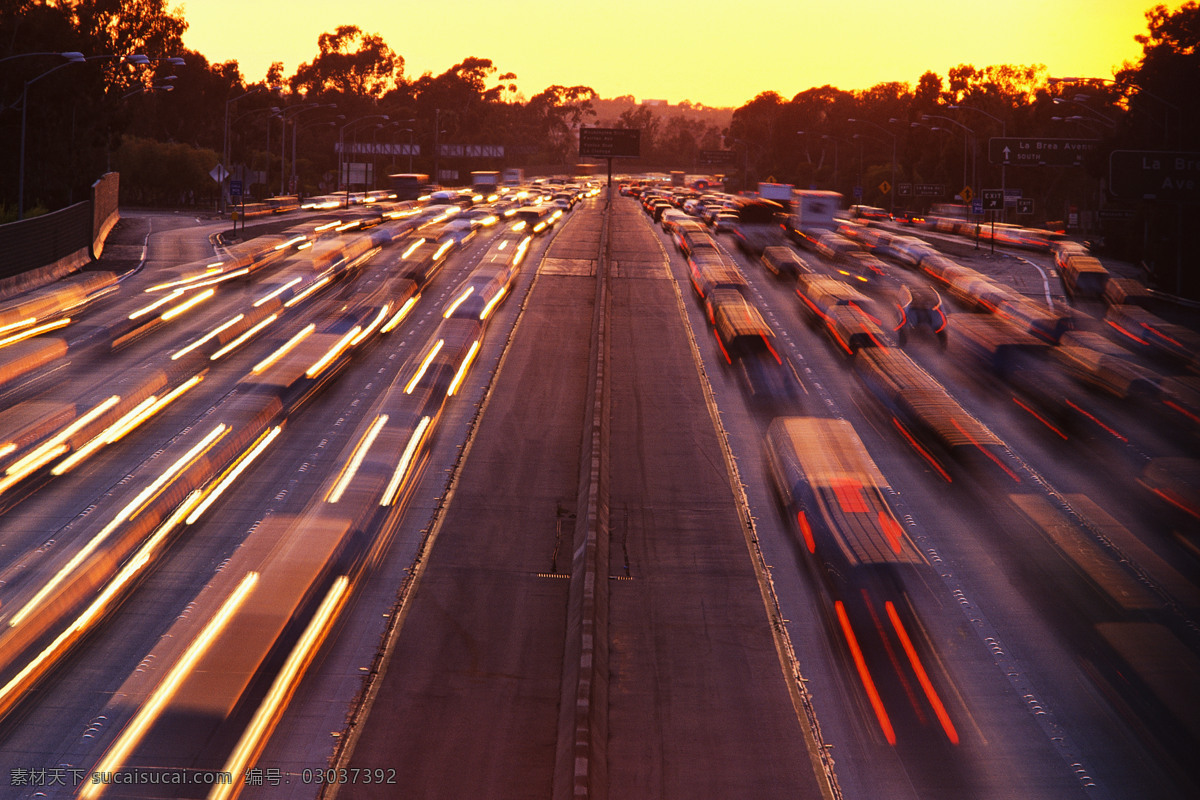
[
  {"x1": 879, "y1": 180, "x2": 891, "y2": 195},
  {"x1": 961, "y1": 186, "x2": 973, "y2": 204}
]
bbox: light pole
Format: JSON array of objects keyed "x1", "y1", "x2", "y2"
[
  {"x1": 923, "y1": 114, "x2": 977, "y2": 201},
  {"x1": 292, "y1": 118, "x2": 337, "y2": 200},
  {"x1": 17, "y1": 52, "x2": 148, "y2": 220},
  {"x1": 949, "y1": 104, "x2": 1005, "y2": 220},
  {"x1": 278, "y1": 103, "x2": 335, "y2": 196},
  {"x1": 223, "y1": 86, "x2": 270, "y2": 213},
  {"x1": 1051, "y1": 76, "x2": 1180, "y2": 146},
  {"x1": 847, "y1": 118, "x2": 896, "y2": 213},
  {"x1": 339, "y1": 114, "x2": 389, "y2": 206},
  {"x1": 0, "y1": 51, "x2": 85, "y2": 66}
]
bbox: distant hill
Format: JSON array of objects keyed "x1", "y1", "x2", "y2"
[{"x1": 590, "y1": 96, "x2": 733, "y2": 132}]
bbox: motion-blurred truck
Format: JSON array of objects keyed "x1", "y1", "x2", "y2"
[{"x1": 788, "y1": 189, "x2": 843, "y2": 248}]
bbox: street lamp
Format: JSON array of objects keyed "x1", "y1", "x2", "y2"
[
  {"x1": 0, "y1": 51, "x2": 85, "y2": 65},
  {"x1": 339, "y1": 114, "x2": 389, "y2": 205},
  {"x1": 923, "y1": 114, "x2": 976, "y2": 200},
  {"x1": 948, "y1": 103, "x2": 1005, "y2": 219},
  {"x1": 277, "y1": 102, "x2": 336, "y2": 195},
  {"x1": 847, "y1": 118, "x2": 897, "y2": 213},
  {"x1": 17, "y1": 52, "x2": 148, "y2": 219},
  {"x1": 1052, "y1": 75, "x2": 1179, "y2": 146},
  {"x1": 222, "y1": 84, "x2": 281, "y2": 212}
]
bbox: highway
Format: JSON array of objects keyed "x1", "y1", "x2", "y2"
[{"x1": 0, "y1": 190, "x2": 1197, "y2": 800}]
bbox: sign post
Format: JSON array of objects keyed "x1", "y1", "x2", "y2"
[
  {"x1": 982, "y1": 190, "x2": 1003, "y2": 254},
  {"x1": 579, "y1": 127, "x2": 641, "y2": 188}
]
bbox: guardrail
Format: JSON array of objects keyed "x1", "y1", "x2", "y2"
[{"x1": 0, "y1": 172, "x2": 120, "y2": 301}]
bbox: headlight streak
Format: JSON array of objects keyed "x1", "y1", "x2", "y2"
[
  {"x1": 1, "y1": 395, "x2": 122, "y2": 487},
  {"x1": 6, "y1": 423, "x2": 228, "y2": 629},
  {"x1": 0, "y1": 317, "x2": 71, "y2": 347},
  {"x1": 51, "y1": 390, "x2": 170, "y2": 476},
  {"x1": 283, "y1": 277, "x2": 330, "y2": 308},
  {"x1": 381, "y1": 296, "x2": 419, "y2": 333},
  {"x1": 185, "y1": 426, "x2": 282, "y2": 525},
  {"x1": 159, "y1": 288, "x2": 215, "y2": 322},
  {"x1": 305, "y1": 326, "x2": 362, "y2": 379},
  {"x1": 78, "y1": 570, "x2": 259, "y2": 800},
  {"x1": 254, "y1": 277, "x2": 303, "y2": 308},
  {"x1": 433, "y1": 240, "x2": 453, "y2": 260},
  {"x1": 326, "y1": 415, "x2": 388, "y2": 504},
  {"x1": 210, "y1": 575, "x2": 349, "y2": 800},
  {"x1": 351, "y1": 305, "x2": 391, "y2": 347},
  {"x1": 446, "y1": 340, "x2": 481, "y2": 397},
  {"x1": 0, "y1": 317, "x2": 36, "y2": 335},
  {"x1": 381, "y1": 416, "x2": 431, "y2": 506},
  {"x1": 251, "y1": 324, "x2": 315, "y2": 375},
  {"x1": 479, "y1": 287, "x2": 507, "y2": 321},
  {"x1": 171, "y1": 314, "x2": 245, "y2": 361},
  {"x1": 443, "y1": 286, "x2": 475, "y2": 318},
  {"x1": 401, "y1": 240, "x2": 423, "y2": 260},
  {"x1": 404, "y1": 340, "x2": 443, "y2": 394},
  {"x1": 144, "y1": 264, "x2": 223, "y2": 293},
  {"x1": 274, "y1": 235, "x2": 307, "y2": 250},
  {"x1": 210, "y1": 315, "x2": 278, "y2": 361},
  {"x1": 129, "y1": 292, "x2": 182, "y2": 321},
  {"x1": 180, "y1": 268, "x2": 251, "y2": 291},
  {"x1": 313, "y1": 220, "x2": 341, "y2": 232}
]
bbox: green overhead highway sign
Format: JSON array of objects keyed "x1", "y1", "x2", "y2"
[
  {"x1": 989, "y1": 137, "x2": 1099, "y2": 167},
  {"x1": 579, "y1": 127, "x2": 641, "y2": 158}
]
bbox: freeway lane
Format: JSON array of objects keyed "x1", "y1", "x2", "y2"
[
  {"x1": 328, "y1": 193, "x2": 826, "y2": 799},
  {"x1": 1, "y1": 189, "x2": 1196, "y2": 800}
]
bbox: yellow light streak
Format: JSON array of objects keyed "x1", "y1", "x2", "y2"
[
  {"x1": 210, "y1": 575, "x2": 349, "y2": 800},
  {"x1": 4, "y1": 395, "x2": 121, "y2": 479},
  {"x1": 283, "y1": 276, "x2": 329, "y2": 308},
  {"x1": 144, "y1": 264, "x2": 223, "y2": 293},
  {"x1": 305, "y1": 326, "x2": 361, "y2": 379},
  {"x1": 182, "y1": 268, "x2": 250, "y2": 291},
  {"x1": 171, "y1": 314, "x2": 245, "y2": 360},
  {"x1": 186, "y1": 426, "x2": 281, "y2": 525},
  {"x1": 326, "y1": 415, "x2": 388, "y2": 503},
  {"x1": 252, "y1": 324, "x2": 314, "y2": 375},
  {"x1": 335, "y1": 220, "x2": 361, "y2": 232},
  {"x1": 314, "y1": 220, "x2": 341, "y2": 232},
  {"x1": 401, "y1": 239, "x2": 423, "y2": 259},
  {"x1": 433, "y1": 240, "x2": 453, "y2": 260},
  {"x1": 381, "y1": 296, "x2": 419, "y2": 333},
  {"x1": 80, "y1": 570, "x2": 259, "y2": 800},
  {"x1": 480, "y1": 286, "x2": 508, "y2": 320},
  {"x1": 7, "y1": 423, "x2": 228, "y2": 628},
  {"x1": 443, "y1": 286, "x2": 474, "y2": 318},
  {"x1": 497, "y1": 240, "x2": 509, "y2": 250},
  {"x1": 253, "y1": 276, "x2": 302, "y2": 307},
  {"x1": 350, "y1": 305, "x2": 391, "y2": 346},
  {"x1": 50, "y1": 396, "x2": 156, "y2": 476},
  {"x1": 404, "y1": 339, "x2": 443, "y2": 394},
  {"x1": 160, "y1": 288, "x2": 215, "y2": 321},
  {"x1": 446, "y1": 340, "x2": 481, "y2": 396},
  {"x1": 274, "y1": 235, "x2": 307, "y2": 250},
  {"x1": 0, "y1": 317, "x2": 71, "y2": 347},
  {"x1": 0, "y1": 317, "x2": 36, "y2": 335},
  {"x1": 210, "y1": 314, "x2": 277, "y2": 360},
  {"x1": 0, "y1": 490, "x2": 202, "y2": 721},
  {"x1": 134, "y1": 289, "x2": 187, "y2": 313},
  {"x1": 0, "y1": 442, "x2": 16, "y2": 459},
  {"x1": 381, "y1": 416, "x2": 432, "y2": 506},
  {"x1": 0, "y1": 445, "x2": 67, "y2": 494},
  {"x1": 297, "y1": 241, "x2": 313, "y2": 250}
]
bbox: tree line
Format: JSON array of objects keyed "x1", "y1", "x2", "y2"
[{"x1": 1, "y1": 1, "x2": 1196, "y2": 229}]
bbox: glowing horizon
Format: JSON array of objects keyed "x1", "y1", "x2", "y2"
[{"x1": 181, "y1": 0, "x2": 1153, "y2": 108}]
